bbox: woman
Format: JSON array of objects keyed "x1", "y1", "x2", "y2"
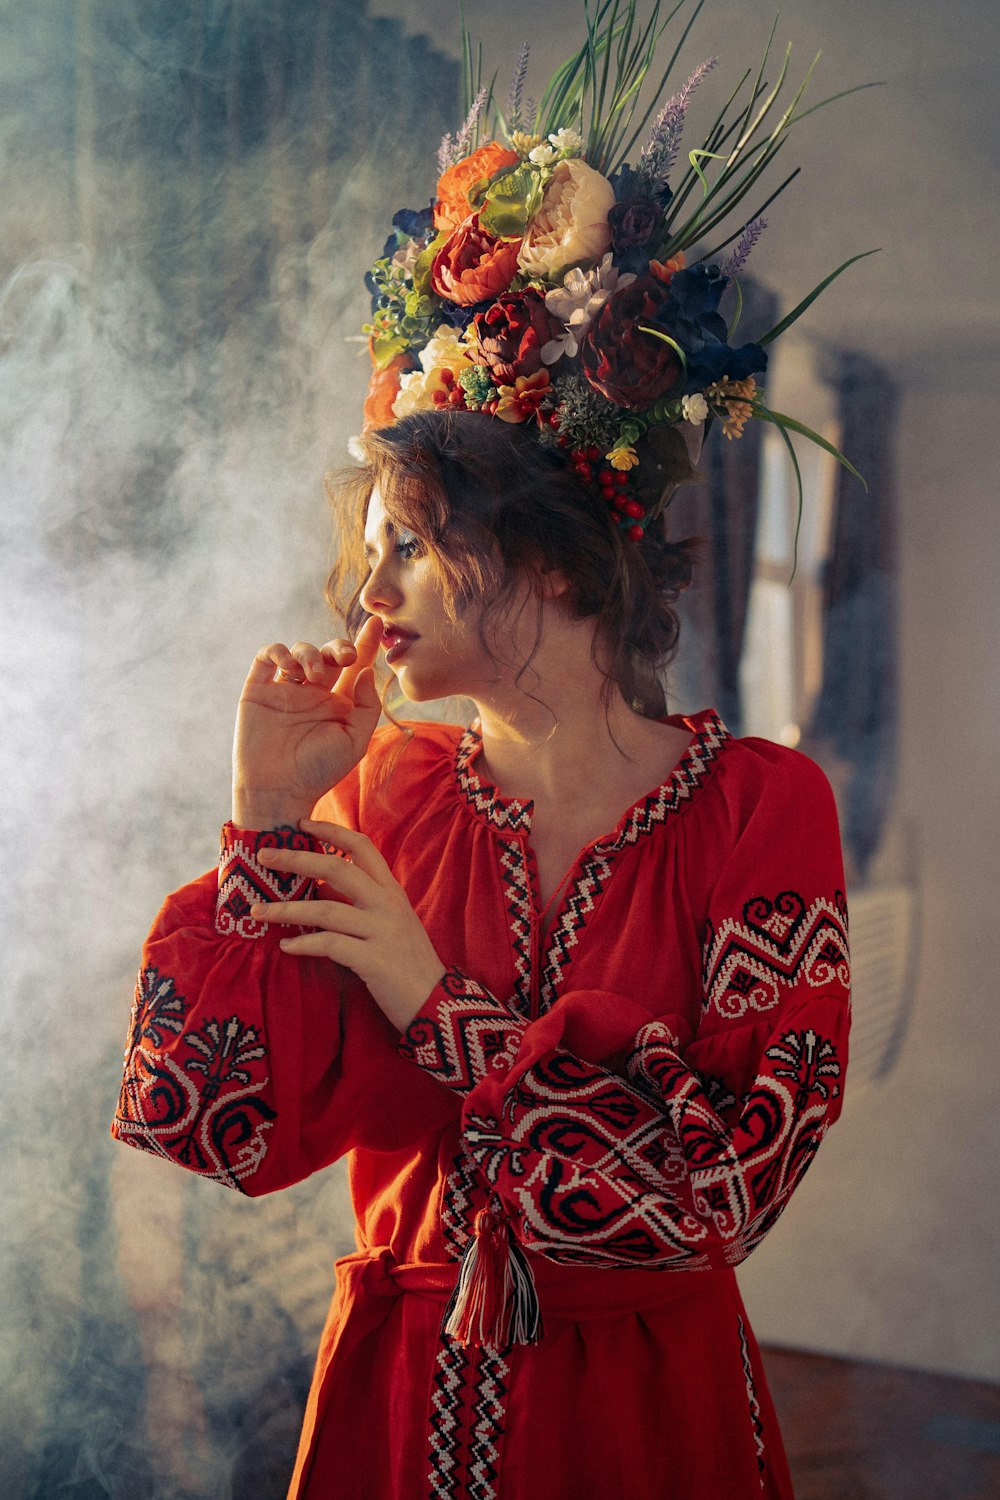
[
  {"x1": 113, "y1": 408, "x2": 850, "y2": 1499},
  {"x1": 114, "y1": 9, "x2": 867, "y2": 1489}
]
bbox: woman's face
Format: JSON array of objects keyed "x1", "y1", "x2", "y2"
[{"x1": 360, "y1": 486, "x2": 501, "y2": 702}]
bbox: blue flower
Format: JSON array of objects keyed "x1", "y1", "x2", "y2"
[
  {"x1": 649, "y1": 265, "x2": 768, "y2": 391},
  {"x1": 375, "y1": 203, "x2": 436, "y2": 264}
]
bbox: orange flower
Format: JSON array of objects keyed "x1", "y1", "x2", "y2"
[
  {"x1": 435, "y1": 141, "x2": 520, "y2": 235},
  {"x1": 430, "y1": 214, "x2": 522, "y2": 307},
  {"x1": 706, "y1": 375, "x2": 758, "y2": 440},
  {"x1": 494, "y1": 370, "x2": 550, "y2": 424},
  {"x1": 363, "y1": 352, "x2": 418, "y2": 431},
  {"x1": 648, "y1": 252, "x2": 686, "y2": 286}
]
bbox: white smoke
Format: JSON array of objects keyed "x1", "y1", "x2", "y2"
[{"x1": 0, "y1": 1, "x2": 458, "y2": 1493}]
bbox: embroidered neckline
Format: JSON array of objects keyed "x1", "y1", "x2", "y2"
[{"x1": 453, "y1": 708, "x2": 731, "y2": 843}]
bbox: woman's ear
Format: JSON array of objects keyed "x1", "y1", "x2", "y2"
[{"x1": 536, "y1": 564, "x2": 570, "y2": 600}]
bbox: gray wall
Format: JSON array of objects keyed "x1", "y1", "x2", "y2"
[{"x1": 1, "y1": 1, "x2": 997, "y2": 1495}]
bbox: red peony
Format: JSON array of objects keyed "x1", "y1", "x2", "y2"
[
  {"x1": 435, "y1": 141, "x2": 520, "y2": 235},
  {"x1": 472, "y1": 289, "x2": 559, "y2": 385},
  {"x1": 579, "y1": 275, "x2": 683, "y2": 408},
  {"x1": 430, "y1": 214, "x2": 522, "y2": 307}
]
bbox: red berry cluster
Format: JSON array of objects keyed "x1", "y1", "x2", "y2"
[
  {"x1": 543, "y1": 410, "x2": 647, "y2": 541},
  {"x1": 431, "y1": 368, "x2": 468, "y2": 411}
]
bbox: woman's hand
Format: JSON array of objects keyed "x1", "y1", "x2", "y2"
[
  {"x1": 251, "y1": 819, "x2": 446, "y2": 1031},
  {"x1": 233, "y1": 616, "x2": 383, "y2": 829}
]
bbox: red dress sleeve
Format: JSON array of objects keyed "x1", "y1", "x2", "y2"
[
  {"x1": 111, "y1": 823, "x2": 408, "y2": 1195},
  {"x1": 397, "y1": 750, "x2": 851, "y2": 1272}
]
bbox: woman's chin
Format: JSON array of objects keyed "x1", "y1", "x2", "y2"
[{"x1": 390, "y1": 665, "x2": 455, "y2": 704}]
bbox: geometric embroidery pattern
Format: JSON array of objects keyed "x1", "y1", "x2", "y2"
[
  {"x1": 454, "y1": 710, "x2": 729, "y2": 851},
  {"x1": 399, "y1": 971, "x2": 527, "y2": 1095},
  {"x1": 454, "y1": 711, "x2": 732, "y2": 1018},
  {"x1": 537, "y1": 845, "x2": 614, "y2": 1013},
  {"x1": 215, "y1": 823, "x2": 319, "y2": 939},
  {"x1": 113, "y1": 965, "x2": 274, "y2": 1191},
  {"x1": 400, "y1": 974, "x2": 525, "y2": 1261},
  {"x1": 410, "y1": 1007, "x2": 844, "y2": 1272},
  {"x1": 460, "y1": 1056, "x2": 716, "y2": 1271},
  {"x1": 627, "y1": 1022, "x2": 844, "y2": 1265},
  {"x1": 454, "y1": 732, "x2": 533, "y2": 835},
  {"x1": 466, "y1": 1346, "x2": 510, "y2": 1500},
  {"x1": 702, "y1": 888, "x2": 851, "y2": 1020},
  {"x1": 428, "y1": 1335, "x2": 469, "y2": 1499},
  {"x1": 427, "y1": 1334, "x2": 509, "y2": 1500},
  {"x1": 440, "y1": 1139, "x2": 483, "y2": 1260},
  {"x1": 593, "y1": 709, "x2": 731, "y2": 852},
  {"x1": 497, "y1": 842, "x2": 534, "y2": 1018},
  {"x1": 737, "y1": 1313, "x2": 767, "y2": 1486}
]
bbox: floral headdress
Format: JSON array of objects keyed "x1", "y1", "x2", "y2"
[{"x1": 361, "y1": 1, "x2": 876, "y2": 543}]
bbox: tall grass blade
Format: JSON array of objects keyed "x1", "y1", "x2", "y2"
[
  {"x1": 767, "y1": 409, "x2": 805, "y2": 581},
  {"x1": 757, "y1": 250, "x2": 880, "y2": 346},
  {"x1": 748, "y1": 401, "x2": 868, "y2": 487}
]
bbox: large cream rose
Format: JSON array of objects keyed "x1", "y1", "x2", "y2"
[
  {"x1": 391, "y1": 324, "x2": 476, "y2": 419},
  {"x1": 518, "y1": 159, "x2": 615, "y2": 281}
]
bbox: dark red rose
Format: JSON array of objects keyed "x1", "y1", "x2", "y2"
[
  {"x1": 579, "y1": 275, "x2": 683, "y2": 408},
  {"x1": 608, "y1": 197, "x2": 661, "y2": 252},
  {"x1": 472, "y1": 289, "x2": 559, "y2": 385}
]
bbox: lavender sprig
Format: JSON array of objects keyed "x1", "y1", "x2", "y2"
[
  {"x1": 721, "y1": 217, "x2": 768, "y2": 278},
  {"x1": 507, "y1": 42, "x2": 530, "y2": 132},
  {"x1": 637, "y1": 57, "x2": 718, "y2": 191},
  {"x1": 437, "y1": 87, "x2": 489, "y2": 174}
]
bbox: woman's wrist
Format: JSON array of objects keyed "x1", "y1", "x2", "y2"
[{"x1": 231, "y1": 790, "x2": 314, "y2": 831}]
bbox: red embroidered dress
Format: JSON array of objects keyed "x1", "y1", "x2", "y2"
[{"x1": 112, "y1": 709, "x2": 851, "y2": 1499}]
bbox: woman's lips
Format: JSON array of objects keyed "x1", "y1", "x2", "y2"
[{"x1": 382, "y1": 626, "x2": 417, "y2": 664}]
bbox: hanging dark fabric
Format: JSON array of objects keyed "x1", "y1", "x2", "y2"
[
  {"x1": 668, "y1": 277, "x2": 779, "y2": 732},
  {"x1": 809, "y1": 351, "x2": 899, "y2": 877}
]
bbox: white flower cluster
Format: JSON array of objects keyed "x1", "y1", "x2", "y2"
[
  {"x1": 541, "y1": 253, "x2": 636, "y2": 364},
  {"x1": 392, "y1": 325, "x2": 477, "y2": 419},
  {"x1": 528, "y1": 127, "x2": 584, "y2": 167}
]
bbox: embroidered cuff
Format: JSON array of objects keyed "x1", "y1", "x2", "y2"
[
  {"x1": 624, "y1": 1018, "x2": 690, "y2": 1097},
  {"x1": 397, "y1": 968, "x2": 527, "y2": 1095},
  {"x1": 215, "y1": 823, "x2": 321, "y2": 940}
]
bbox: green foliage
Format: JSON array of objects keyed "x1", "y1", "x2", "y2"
[
  {"x1": 475, "y1": 165, "x2": 547, "y2": 238},
  {"x1": 458, "y1": 367, "x2": 497, "y2": 410},
  {"x1": 458, "y1": 1, "x2": 880, "y2": 283},
  {"x1": 363, "y1": 258, "x2": 439, "y2": 367},
  {"x1": 551, "y1": 372, "x2": 628, "y2": 449}
]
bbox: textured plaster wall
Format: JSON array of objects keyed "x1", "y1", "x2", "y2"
[{"x1": 736, "y1": 366, "x2": 1000, "y2": 1380}]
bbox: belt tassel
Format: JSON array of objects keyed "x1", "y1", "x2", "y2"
[{"x1": 441, "y1": 1197, "x2": 543, "y2": 1352}]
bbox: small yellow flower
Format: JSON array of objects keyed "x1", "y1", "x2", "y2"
[
  {"x1": 607, "y1": 445, "x2": 639, "y2": 471},
  {"x1": 510, "y1": 130, "x2": 545, "y2": 158}
]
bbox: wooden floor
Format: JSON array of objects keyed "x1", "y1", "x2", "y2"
[{"x1": 762, "y1": 1346, "x2": 1000, "y2": 1500}]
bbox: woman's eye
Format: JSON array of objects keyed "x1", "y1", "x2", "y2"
[{"x1": 395, "y1": 531, "x2": 422, "y2": 561}]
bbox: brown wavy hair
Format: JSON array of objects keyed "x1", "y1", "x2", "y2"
[{"x1": 325, "y1": 409, "x2": 697, "y2": 717}]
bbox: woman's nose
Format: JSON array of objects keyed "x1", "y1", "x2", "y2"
[{"x1": 359, "y1": 554, "x2": 402, "y2": 616}]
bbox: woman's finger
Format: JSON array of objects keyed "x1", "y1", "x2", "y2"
[
  {"x1": 277, "y1": 930, "x2": 366, "y2": 965},
  {"x1": 318, "y1": 637, "x2": 361, "y2": 668},
  {"x1": 289, "y1": 640, "x2": 338, "y2": 684},
  {"x1": 250, "y1": 898, "x2": 369, "y2": 936},
  {"x1": 243, "y1": 642, "x2": 307, "y2": 688},
  {"x1": 334, "y1": 615, "x2": 383, "y2": 699},
  {"x1": 300, "y1": 821, "x2": 393, "y2": 884},
  {"x1": 256, "y1": 847, "x2": 371, "y2": 902}
]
